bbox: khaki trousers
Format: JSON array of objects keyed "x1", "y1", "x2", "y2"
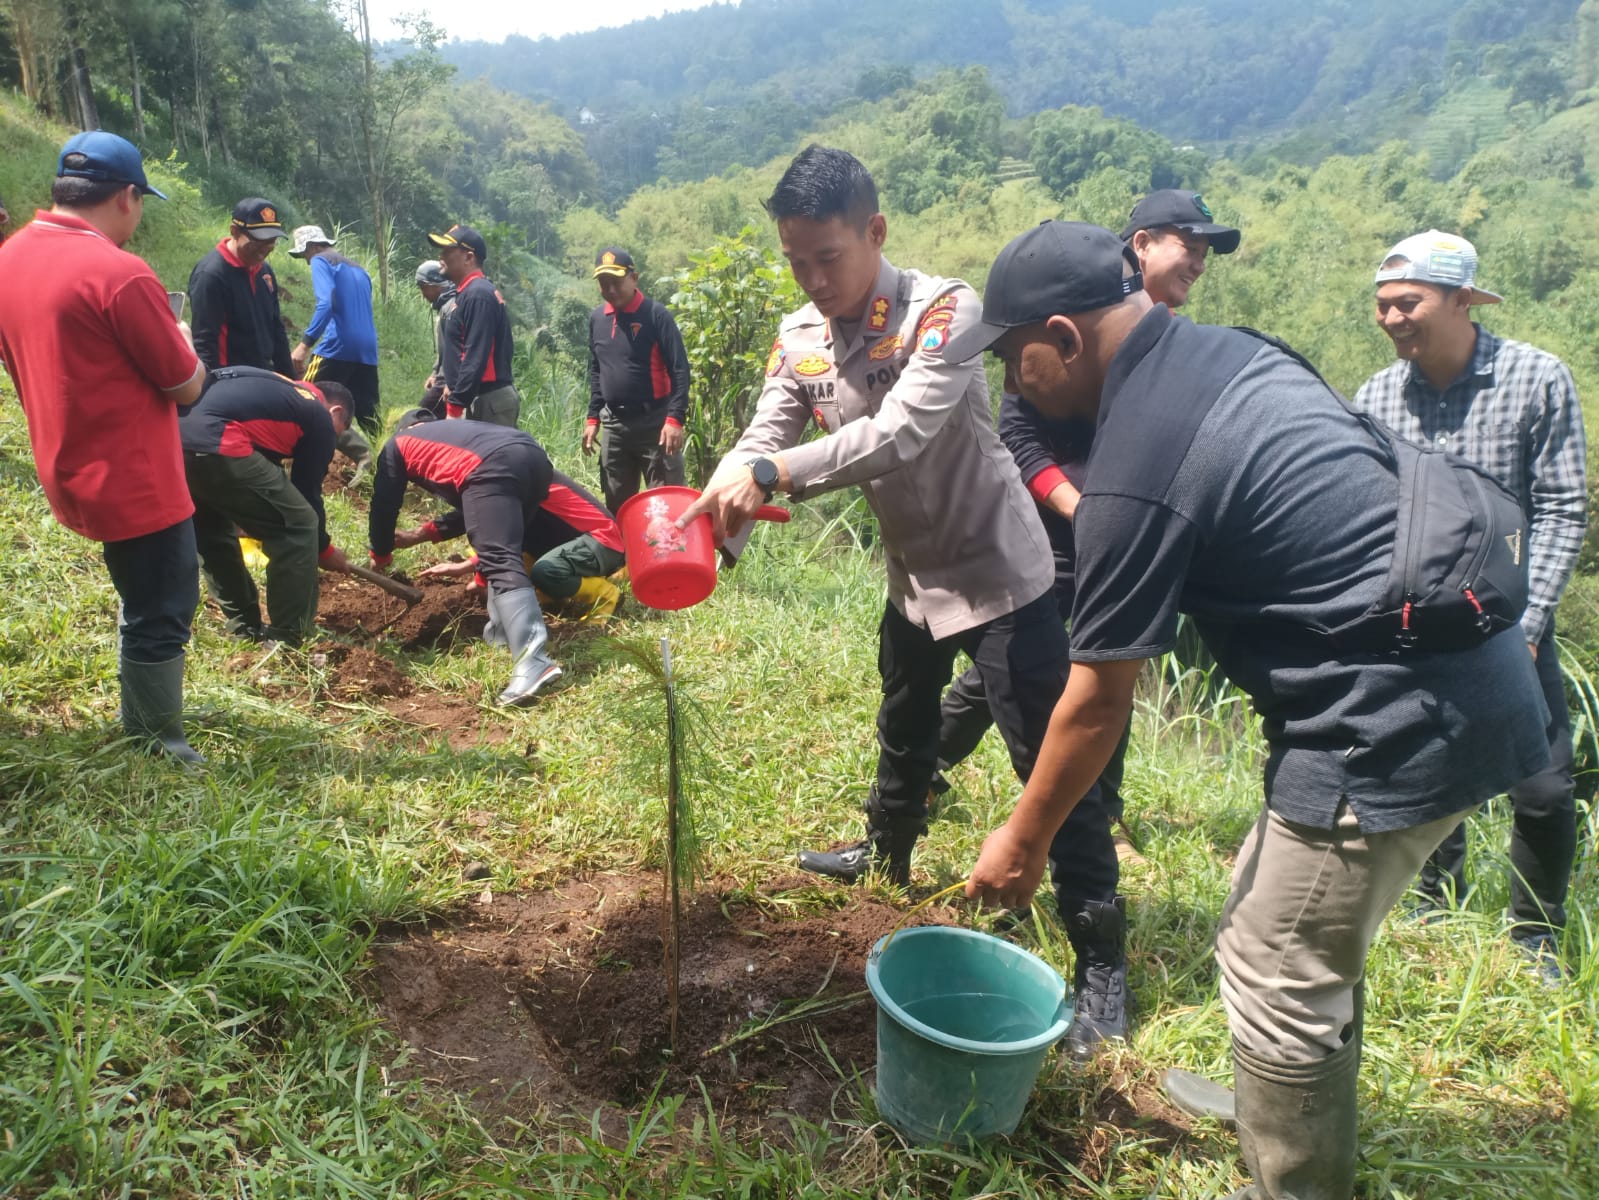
[{"x1": 1216, "y1": 803, "x2": 1470, "y2": 1062}]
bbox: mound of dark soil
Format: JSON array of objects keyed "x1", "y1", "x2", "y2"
[
  {"x1": 322, "y1": 644, "x2": 412, "y2": 700},
  {"x1": 318, "y1": 574, "x2": 487, "y2": 650},
  {"x1": 370, "y1": 875, "x2": 958, "y2": 1130}
]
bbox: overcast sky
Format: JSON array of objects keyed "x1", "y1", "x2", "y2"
[{"x1": 365, "y1": 0, "x2": 728, "y2": 43}]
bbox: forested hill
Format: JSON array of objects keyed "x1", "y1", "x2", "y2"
[{"x1": 447, "y1": 0, "x2": 1585, "y2": 146}]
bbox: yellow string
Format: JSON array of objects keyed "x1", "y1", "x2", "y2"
[{"x1": 881, "y1": 879, "x2": 969, "y2": 951}]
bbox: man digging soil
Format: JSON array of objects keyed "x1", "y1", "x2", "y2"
[{"x1": 369, "y1": 410, "x2": 619, "y2": 705}]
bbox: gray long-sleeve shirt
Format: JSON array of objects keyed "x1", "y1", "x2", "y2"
[{"x1": 723, "y1": 256, "x2": 1053, "y2": 638}]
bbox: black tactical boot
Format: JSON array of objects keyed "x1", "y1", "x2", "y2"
[
  {"x1": 1061, "y1": 894, "x2": 1132, "y2": 1061},
  {"x1": 798, "y1": 812, "x2": 925, "y2": 887}
]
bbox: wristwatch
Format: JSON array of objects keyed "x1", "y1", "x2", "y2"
[{"x1": 748, "y1": 456, "x2": 779, "y2": 501}]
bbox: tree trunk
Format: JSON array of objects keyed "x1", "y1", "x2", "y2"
[
  {"x1": 70, "y1": 41, "x2": 99, "y2": 130},
  {"x1": 354, "y1": 0, "x2": 391, "y2": 301},
  {"x1": 129, "y1": 41, "x2": 145, "y2": 142}
]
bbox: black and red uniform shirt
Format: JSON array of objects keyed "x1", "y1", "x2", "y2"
[
  {"x1": 180, "y1": 365, "x2": 336, "y2": 551},
  {"x1": 586, "y1": 290, "x2": 691, "y2": 428},
  {"x1": 368, "y1": 420, "x2": 622, "y2": 562},
  {"x1": 441, "y1": 271, "x2": 514, "y2": 409},
  {"x1": 187, "y1": 240, "x2": 293, "y2": 375}
]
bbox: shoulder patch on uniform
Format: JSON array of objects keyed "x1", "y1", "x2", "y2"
[
  {"x1": 915, "y1": 293, "x2": 958, "y2": 356},
  {"x1": 866, "y1": 294, "x2": 891, "y2": 333},
  {"x1": 869, "y1": 334, "x2": 903, "y2": 361},
  {"x1": 765, "y1": 338, "x2": 785, "y2": 377},
  {"x1": 793, "y1": 353, "x2": 832, "y2": 377}
]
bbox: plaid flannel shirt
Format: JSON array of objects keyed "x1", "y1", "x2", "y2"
[{"x1": 1353, "y1": 325, "x2": 1587, "y2": 645}]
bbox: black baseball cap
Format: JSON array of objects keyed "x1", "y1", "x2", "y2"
[
  {"x1": 944, "y1": 221, "x2": 1144, "y2": 364},
  {"x1": 231, "y1": 197, "x2": 288, "y2": 240},
  {"x1": 395, "y1": 407, "x2": 437, "y2": 430},
  {"x1": 1120, "y1": 190, "x2": 1240, "y2": 254},
  {"x1": 427, "y1": 224, "x2": 489, "y2": 265},
  {"x1": 593, "y1": 247, "x2": 635, "y2": 278},
  {"x1": 57, "y1": 132, "x2": 169, "y2": 200}
]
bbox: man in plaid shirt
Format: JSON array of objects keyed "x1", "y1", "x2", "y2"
[{"x1": 1353, "y1": 229, "x2": 1586, "y2": 984}]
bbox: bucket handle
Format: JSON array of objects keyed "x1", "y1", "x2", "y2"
[
  {"x1": 754, "y1": 505, "x2": 791, "y2": 523},
  {"x1": 877, "y1": 879, "x2": 968, "y2": 956}
]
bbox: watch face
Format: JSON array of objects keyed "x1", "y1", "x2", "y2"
[{"x1": 753, "y1": 459, "x2": 779, "y2": 488}]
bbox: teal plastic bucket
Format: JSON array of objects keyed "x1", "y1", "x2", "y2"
[{"x1": 866, "y1": 926, "x2": 1071, "y2": 1143}]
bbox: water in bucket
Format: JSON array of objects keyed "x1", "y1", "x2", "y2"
[{"x1": 867, "y1": 926, "x2": 1071, "y2": 1143}]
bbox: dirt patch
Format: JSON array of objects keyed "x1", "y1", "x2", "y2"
[
  {"x1": 370, "y1": 875, "x2": 959, "y2": 1132},
  {"x1": 322, "y1": 644, "x2": 413, "y2": 700},
  {"x1": 322, "y1": 460, "x2": 359, "y2": 496},
  {"x1": 379, "y1": 692, "x2": 513, "y2": 749},
  {"x1": 318, "y1": 574, "x2": 487, "y2": 650}
]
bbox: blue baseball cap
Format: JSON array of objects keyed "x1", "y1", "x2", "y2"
[{"x1": 57, "y1": 131, "x2": 168, "y2": 201}]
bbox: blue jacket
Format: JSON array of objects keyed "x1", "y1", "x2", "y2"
[{"x1": 302, "y1": 251, "x2": 378, "y2": 365}]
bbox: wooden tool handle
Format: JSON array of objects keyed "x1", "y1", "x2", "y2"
[{"x1": 347, "y1": 562, "x2": 424, "y2": 604}]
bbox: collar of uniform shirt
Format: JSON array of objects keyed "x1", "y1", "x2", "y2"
[{"x1": 603, "y1": 289, "x2": 646, "y2": 317}]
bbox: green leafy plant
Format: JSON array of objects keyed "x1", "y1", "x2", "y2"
[{"x1": 663, "y1": 226, "x2": 802, "y2": 486}]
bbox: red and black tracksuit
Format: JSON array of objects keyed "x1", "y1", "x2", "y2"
[
  {"x1": 179, "y1": 365, "x2": 338, "y2": 640},
  {"x1": 188, "y1": 242, "x2": 293, "y2": 375},
  {"x1": 180, "y1": 366, "x2": 336, "y2": 552},
  {"x1": 585, "y1": 291, "x2": 691, "y2": 426},
  {"x1": 370, "y1": 421, "x2": 552, "y2": 595},
  {"x1": 441, "y1": 271, "x2": 514, "y2": 415}
]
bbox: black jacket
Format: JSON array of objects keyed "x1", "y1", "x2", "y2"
[
  {"x1": 441, "y1": 273, "x2": 514, "y2": 408},
  {"x1": 180, "y1": 365, "x2": 334, "y2": 549},
  {"x1": 188, "y1": 244, "x2": 293, "y2": 375},
  {"x1": 587, "y1": 292, "x2": 691, "y2": 424}
]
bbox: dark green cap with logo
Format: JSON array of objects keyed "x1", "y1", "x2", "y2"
[{"x1": 1120, "y1": 190, "x2": 1240, "y2": 254}]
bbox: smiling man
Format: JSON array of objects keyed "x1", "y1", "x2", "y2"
[
  {"x1": 1352, "y1": 230, "x2": 1585, "y2": 984},
  {"x1": 952, "y1": 220, "x2": 1548, "y2": 1200},
  {"x1": 678, "y1": 151, "x2": 1127, "y2": 1055},
  {"x1": 1120, "y1": 188, "x2": 1240, "y2": 308}
]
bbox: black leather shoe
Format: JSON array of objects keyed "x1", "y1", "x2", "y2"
[{"x1": 797, "y1": 840, "x2": 874, "y2": 883}]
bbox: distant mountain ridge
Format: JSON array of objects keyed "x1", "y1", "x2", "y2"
[{"x1": 443, "y1": 0, "x2": 1583, "y2": 145}]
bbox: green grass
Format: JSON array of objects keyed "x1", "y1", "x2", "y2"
[{"x1": 1, "y1": 361, "x2": 1595, "y2": 1196}]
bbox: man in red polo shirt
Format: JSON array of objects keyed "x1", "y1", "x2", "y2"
[{"x1": 0, "y1": 132, "x2": 207, "y2": 763}]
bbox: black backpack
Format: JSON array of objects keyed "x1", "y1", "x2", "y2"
[{"x1": 1240, "y1": 329, "x2": 1530, "y2": 653}]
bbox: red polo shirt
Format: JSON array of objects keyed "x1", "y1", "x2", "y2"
[{"x1": 0, "y1": 211, "x2": 198, "y2": 542}]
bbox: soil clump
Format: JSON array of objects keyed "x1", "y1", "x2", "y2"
[{"x1": 318, "y1": 574, "x2": 487, "y2": 650}]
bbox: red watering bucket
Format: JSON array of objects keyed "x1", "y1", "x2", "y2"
[{"x1": 616, "y1": 486, "x2": 790, "y2": 611}]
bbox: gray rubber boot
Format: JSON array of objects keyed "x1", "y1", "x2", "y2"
[
  {"x1": 120, "y1": 654, "x2": 204, "y2": 765},
  {"x1": 1163, "y1": 1068, "x2": 1237, "y2": 1127},
  {"x1": 1228, "y1": 984, "x2": 1363, "y2": 1200},
  {"x1": 481, "y1": 586, "x2": 508, "y2": 648},
  {"x1": 796, "y1": 810, "x2": 926, "y2": 887},
  {"x1": 1061, "y1": 895, "x2": 1133, "y2": 1061},
  {"x1": 1167, "y1": 977, "x2": 1363, "y2": 1137},
  {"x1": 495, "y1": 587, "x2": 560, "y2": 707}
]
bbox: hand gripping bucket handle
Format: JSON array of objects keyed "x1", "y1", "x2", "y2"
[{"x1": 617, "y1": 485, "x2": 789, "y2": 611}]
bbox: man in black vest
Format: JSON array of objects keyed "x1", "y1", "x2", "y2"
[
  {"x1": 952, "y1": 221, "x2": 1547, "y2": 1200},
  {"x1": 188, "y1": 198, "x2": 292, "y2": 376}
]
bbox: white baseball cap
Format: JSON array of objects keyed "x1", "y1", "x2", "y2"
[
  {"x1": 288, "y1": 224, "x2": 336, "y2": 258},
  {"x1": 1375, "y1": 229, "x2": 1501, "y2": 304}
]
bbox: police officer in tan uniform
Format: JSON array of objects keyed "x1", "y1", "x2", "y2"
[{"x1": 681, "y1": 146, "x2": 1130, "y2": 1058}]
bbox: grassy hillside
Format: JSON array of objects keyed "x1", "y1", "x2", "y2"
[{"x1": 2, "y1": 102, "x2": 1597, "y2": 1199}]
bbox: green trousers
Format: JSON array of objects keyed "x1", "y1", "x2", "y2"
[
  {"x1": 185, "y1": 452, "x2": 320, "y2": 643},
  {"x1": 529, "y1": 533, "x2": 626, "y2": 599}
]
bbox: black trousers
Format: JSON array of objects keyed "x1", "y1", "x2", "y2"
[
  {"x1": 1420, "y1": 624, "x2": 1577, "y2": 934},
  {"x1": 936, "y1": 555, "x2": 1133, "y2": 821},
  {"x1": 461, "y1": 443, "x2": 552, "y2": 596},
  {"x1": 875, "y1": 592, "x2": 1119, "y2": 907},
  {"x1": 308, "y1": 357, "x2": 381, "y2": 436},
  {"x1": 102, "y1": 518, "x2": 198, "y2": 662},
  {"x1": 599, "y1": 411, "x2": 685, "y2": 516}
]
